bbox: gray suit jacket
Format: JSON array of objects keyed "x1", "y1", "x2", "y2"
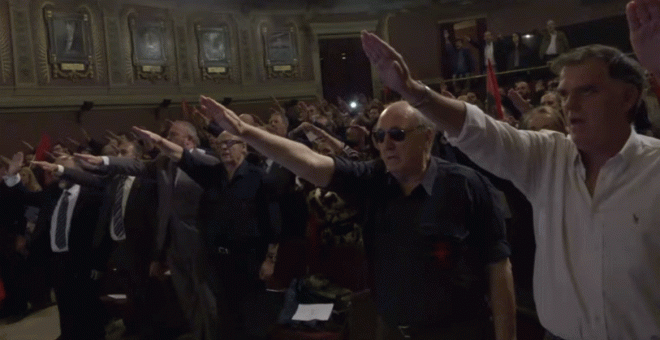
[{"x1": 104, "y1": 152, "x2": 219, "y2": 261}]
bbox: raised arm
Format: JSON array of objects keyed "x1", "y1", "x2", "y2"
[
  {"x1": 361, "y1": 31, "x2": 467, "y2": 137},
  {"x1": 627, "y1": 0, "x2": 660, "y2": 77},
  {"x1": 74, "y1": 152, "x2": 151, "y2": 177},
  {"x1": 32, "y1": 161, "x2": 107, "y2": 188},
  {"x1": 199, "y1": 96, "x2": 335, "y2": 188}
]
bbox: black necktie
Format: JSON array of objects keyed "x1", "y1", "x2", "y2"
[
  {"x1": 112, "y1": 176, "x2": 126, "y2": 238},
  {"x1": 55, "y1": 191, "x2": 70, "y2": 249}
]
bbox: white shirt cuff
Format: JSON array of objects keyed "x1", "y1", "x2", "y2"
[
  {"x1": 445, "y1": 102, "x2": 484, "y2": 145},
  {"x1": 102, "y1": 156, "x2": 109, "y2": 165},
  {"x1": 55, "y1": 165, "x2": 65, "y2": 176},
  {"x1": 3, "y1": 173, "x2": 21, "y2": 187}
]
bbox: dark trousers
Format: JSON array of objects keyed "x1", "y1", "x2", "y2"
[
  {"x1": 208, "y1": 246, "x2": 263, "y2": 339},
  {"x1": 52, "y1": 252, "x2": 104, "y2": 340},
  {"x1": 377, "y1": 316, "x2": 493, "y2": 340},
  {"x1": 0, "y1": 250, "x2": 28, "y2": 316}
]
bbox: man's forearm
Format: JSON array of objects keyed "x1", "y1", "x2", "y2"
[
  {"x1": 489, "y1": 258, "x2": 517, "y2": 340},
  {"x1": 240, "y1": 124, "x2": 335, "y2": 187},
  {"x1": 400, "y1": 80, "x2": 468, "y2": 137}
]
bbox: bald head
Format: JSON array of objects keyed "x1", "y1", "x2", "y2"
[{"x1": 374, "y1": 101, "x2": 436, "y2": 182}]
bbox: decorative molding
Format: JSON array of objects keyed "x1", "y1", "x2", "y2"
[
  {"x1": 0, "y1": 1, "x2": 13, "y2": 84},
  {"x1": 12, "y1": 8, "x2": 36, "y2": 85},
  {"x1": 240, "y1": 29, "x2": 252, "y2": 80},
  {"x1": 175, "y1": 25, "x2": 191, "y2": 84},
  {"x1": 106, "y1": 17, "x2": 125, "y2": 84}
]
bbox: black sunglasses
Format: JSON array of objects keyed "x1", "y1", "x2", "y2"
[{"x1": 372, "y1": 126, "x2": 424, "y2": 143}]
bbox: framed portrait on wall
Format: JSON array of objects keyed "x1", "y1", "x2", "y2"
[
  {"x1": 45, "y1": 11, "x2": 92, "y2": 65},
  {"x1": 196, "y1": 25, "x2": 230, "y2": 75},
  {"x1": 130, "y1": 19, "x2": 167, "y2": 67},
  {"x1": 262, "y1": 26, "x2": 298, "y2": 78}
]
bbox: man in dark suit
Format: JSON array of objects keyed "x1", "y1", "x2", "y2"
[
  {"x1": 3, "y1": 152, "x2": 104, "y2": 340},
  {"x1": 466, "y1": 31, "x2": 508, "y2": 73},
  {"x1": 75, "y1": 121, "x2": 221, "y2": 340},
  {"x1": 34, "y1": 140, "x2": 159, "y2": 339}
]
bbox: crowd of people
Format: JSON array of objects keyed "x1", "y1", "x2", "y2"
[{"x1": 2, "y1": 0, "x2": 660, "y2": 339}]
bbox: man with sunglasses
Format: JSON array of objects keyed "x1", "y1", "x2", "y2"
[
  {"x1": 121, "y1": 128, "x2": 281, "y2": 339},
  {"x1": 197, "y1": 95, "x2": 516, "y2": 340},
  {"x1": 354, "y1": 1, "x2": 660, "y2": 339}
]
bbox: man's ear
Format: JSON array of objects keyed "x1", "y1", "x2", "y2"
[
  {"x1": 425, "y1": 129, "x2": 436, "y2": 150},
  {"x1": 622, "y1": 84, "x2": 641, "y2": 117}
]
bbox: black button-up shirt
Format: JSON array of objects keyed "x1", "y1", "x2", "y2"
[
  {"x1": 328, "y1": 156, "x2": 510, "y2": 328},
  {"x1": 178, "y1": 150, "x2": 280, "y2": 255}
]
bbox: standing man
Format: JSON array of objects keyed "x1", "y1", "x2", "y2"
[
  {"x1": 467, "y1": 31, "x2": 507, "y2": 72},
  {"x1": 539, "y1": 20, "x2": 570, "y2": 63},
  {"x1": 76, "y1": 121, "x2": 221, "y2": 340},
  {"x1": 130, "y1": 128, "x2": 281, "y2": 339},
  {"x1": 34, "y1": 140, "x2": 159, "y2": 340},
  {"x1": 359, "y1": 1, "x2": 660, "y2": 335},
  {"x1": 197, "y1": 96, "x2": 516, "y2": 340},
  {"x1": 3, "y1": 153, "x2": 105, "y2": 340}
]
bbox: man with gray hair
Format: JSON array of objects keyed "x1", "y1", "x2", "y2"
[
  {"x1": 198, "y1": 96, "x2": 516, "y2": 340},
  {"x1": 356, "y1": 0, "x2": 660, "y2": 337}
]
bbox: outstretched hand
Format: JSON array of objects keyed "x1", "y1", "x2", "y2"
[
  {"x1": 361, "y1": 30, "x2": 414, "y2": 96},
  {"x1": 73, "y1": 153, "x2": 104, "y2": 170},
  {"x1": 627, "y1": 0, "x2": 660, "y2": 75},
  {"x1": 7, "y1": 152, "x2": 24, "y2": 176},
  {"x1": 132, "y1": 126, "x2": 183, "y2": 160},
  {"x1": 507, "y1": 89, "x2": 533, "y2": 115},
  {"x1": 199, "y1": 95, "x2": 245, "y2": 136},
  {"x1": 31, "y1": 161, "x2": 59, "y2": 173}
]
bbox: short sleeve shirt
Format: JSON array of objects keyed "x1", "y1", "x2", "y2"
[{"x1": 328, "y1": 156, "x2": 510, "y2": 328}]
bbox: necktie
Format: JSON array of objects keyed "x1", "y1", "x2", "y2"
[
  {"x1": 112, "y1": 176, "x2": 126, "y2": 238},
  {"x1": 55, "y1": 191, "x2": 70, "y2": 249}
]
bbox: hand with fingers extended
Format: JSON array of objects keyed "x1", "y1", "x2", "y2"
[
  {"x1": 21, "y1": 141, "x2": 35, "y2": 152},
  {"x1": 507, "y1": 88, "x2": 533, "y2": 115},
  {"x1": 627, "y1": 0, "x2": 660, "y2": 76},
  {"x1": 132, "y1": 126, "x2": 183, "y2": 160},
  {"x1": 31, "y1": 160, "x2": 60, "y2": 173},
  {"x1": 73, "y1": 153, "x2": 104, "y2": 170},
  {"x1": 199, "y1": 95, "x2": 246, "y2": 136},
  {"x1": 361, "y1": 30, "x2": 417, "y2": 97},
  {"x1": 7, "y1": 152, "x2": 24, "y2": 176}
]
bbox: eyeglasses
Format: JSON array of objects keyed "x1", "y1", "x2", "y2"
[
  {"x1": 218, "y1": 140, "x2": 244, "y2": 148},
  {"x1": 372, "y1": 126, "x2": 425, "y2": 144}
]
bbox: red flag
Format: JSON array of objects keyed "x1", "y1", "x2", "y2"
[
  {"x1": 486, "y1": 60, "x2": 504, "y2": 120},
  {"x1": 34, "y1": 132, "x2": 52, "y2": 161}
]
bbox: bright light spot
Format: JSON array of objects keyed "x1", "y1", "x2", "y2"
[
  {"x1": 523, "y1": 34, "x2": 533, "y2": 39},
  {"x1": 350, "y1": 101, "x2": 358, "y2": 109}
]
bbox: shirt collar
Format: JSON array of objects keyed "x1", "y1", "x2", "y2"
[
  {"x1": 385, "y1": 157, "x2": 437, "y2": 196},
  {"x1": 571, "y1": 126, "x2": 639, "y2": 169},
  {"x1": 232, "y1": 159, "x2": 249, "y2": 179},
  {"x1": 616, "y1": 127, "x2": 641, "y2": 166},
  {"x1": 65, "y1": 184, "x2": 81, "y2": 196}
]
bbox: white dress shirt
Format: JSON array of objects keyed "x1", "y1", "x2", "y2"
[
  {"x1": 50, "y1": 184, "x2": 81, "y2": 253},
  {"x1": 446, "y1": 103, "x2": 660, "y2": 339},
  {"x1": 546, "y1": 32, "x2": 558, "y2": 55},
  {"x1": 484, "y1": 42, "x2": 495, "y2": 66}
]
